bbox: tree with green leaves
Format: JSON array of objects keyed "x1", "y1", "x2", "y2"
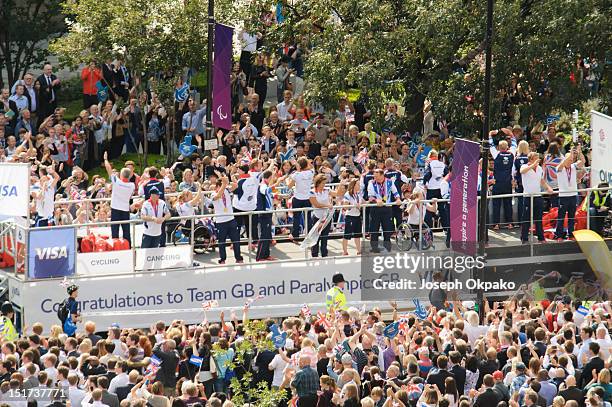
[
  {"x1": 50, "y1": 0, "x2": 234, "y2": 163},
  {"x1": 212, "y1": 319, "x2": 287, "y2": 406},
  {"x1": 0, "y1": 0, "x2": 66, "y2": 87},
  {"x1": 236, "y1": 0, "x2": 609, "y2": 135}
]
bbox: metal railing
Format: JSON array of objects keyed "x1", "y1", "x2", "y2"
[{"x1": 6, "y1": 186, "x2": 611, "y2": 279}]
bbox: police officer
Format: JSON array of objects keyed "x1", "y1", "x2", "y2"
[
  {"x1": 325, "y1": 273, "x2": 347, "y2": 313},
  {"x1": 368, "y1": 168, "x2": 401, "y2": 253},
  {"x1": 0, "y1": 302, "x2": 18, "y2": 342}
]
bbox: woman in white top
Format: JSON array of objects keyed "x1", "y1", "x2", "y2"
[
  {"x1": 308, "y1": 174, "x2": 345, "y2": 257},
  {"x1": 405, "y1": 189, "x2": 437, "y2": 230},
  {"x1": 342, "y1": 178, "x2": 363, "y2": 255},
  {"x1": 175, "y1": 184, "x2": 202, "y2": 242}
]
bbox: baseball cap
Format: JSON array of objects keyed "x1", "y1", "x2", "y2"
[
  {"x1": 149, "y1": 186, "x2": 160, "y2": 195},
  {"x1": 493, "y1": 371, "x2": 503, "y2": 381},
  {"x1": 516, "y1": 362, "x2": 526, "y2": 371}
]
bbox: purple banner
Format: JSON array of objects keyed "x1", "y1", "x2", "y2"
[
  {"x1": 212, "y1": 24, "x2": 233, "y2": 130},
  {"x1": 450, "y1": 138, "x2": 480, "y2": 254}
]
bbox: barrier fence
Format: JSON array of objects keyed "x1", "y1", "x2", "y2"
[{"x1": 1, "y1": 186, "x2": 610, "y2": 280}]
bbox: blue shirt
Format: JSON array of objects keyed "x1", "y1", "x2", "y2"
[{"x1": 182, "y1": 107, "x2": 207, "y2": 136}]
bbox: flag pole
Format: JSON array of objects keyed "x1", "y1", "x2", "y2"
[
  {"x1": 205, "y1": 0, "x2": 215, "y2": 151},
  {"x1": 477, "y1": 0, "x2": 494, "y2": 322}
]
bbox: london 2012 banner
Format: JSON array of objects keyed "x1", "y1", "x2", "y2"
[
  {"x1": 590, "y1": 111, "x2": 612, "y2": 187},
  {"x1": 0, "y1": 163, "x2": 30, "y2": 218},
  {"x1": 450, "y1": 138, "x2": 480, "y2": 254},
  {"x1": 212, "y1": 24, "x2": 234, "y2": 131}
]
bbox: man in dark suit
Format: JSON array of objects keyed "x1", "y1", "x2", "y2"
[
  {"x1": 580, "y1": 342, "x2": 604, "y2": 387},
  {"x1": 473, "y1": 375, "x2": 501, "y2": 407},
  {"x1": 22, "y1": 363, "x2": 40, "y2": 390},
  {"x1": 559, "y1": 375, "x2": 585, "y2": 407},
  {"x1": 449, "y1": 351, "x2": 466, "y2": 395},
  {"x1": 95, "y1": 376, "x2": 120, "y2": 407},
  {"x1": 37, "y1": 63, "x2": 61, "y2": 119},
  {"x1": 115, "y1": 370, "x2": 139, "y2": 402},
  {"x1": 102, "y1": 59, "x2": 116, "y2": 101},
  {"x1": 426, "y1": 355, "x2": 454, "y2": 393},
  {"x1": 113, "y1": 58, "x2": 131, "y2": 101}
]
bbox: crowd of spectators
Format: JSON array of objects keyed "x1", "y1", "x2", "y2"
[{"x1": 0, "y1": 288, "x2": 611, "y2": 407}]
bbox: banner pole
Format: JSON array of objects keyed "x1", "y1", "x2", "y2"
[
  {"x1": 477, "y1": 0, "x2": 494, "y2": 322},
  {"x1": 205, "y1": 0, "x2": 215, "y2": 152}
]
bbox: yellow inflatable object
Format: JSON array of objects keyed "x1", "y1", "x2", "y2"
[{"x1": 573, "y1": 229, "x2": 612, "y2": 296}]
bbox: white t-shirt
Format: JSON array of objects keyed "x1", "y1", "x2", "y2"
[
  {"x1": 310, "y1": 188, "x2": 330, "y2": 219},
  {"x1": 36, "y1": 184, "x2": 56, "y2": 218},
  {"x1": 110, "y1": 175, "x2": 135, "y2": 211},
  {"x1": 141, "y1": 199, "x2": 170, "y2": 236},
  {"x1": 276, "y1": 101, "x2": 293, "y2": 122},
  {"x1": 269, "y1": 354, "x2": 288, "y2": 387},
  {"x1": 233, "y1": 175, "x2": 260, "y2": 211},
  {"x1": 206, "y1": 189, "x2": 234, "y2": 224},
  {"x1": 557, "y1": 163, "x2": 577, "y2": 197},
  {"x1": 407, "y1": 202, "x2": 426, "y2": 225},
  {"x1": 521, "y1": 164, "x2": 544, "y2": 194},
  {"x1": 343, "y1": 192, "x2": 361, "y2": 217},
  {"x1": 291, "y1": 170, "x2": 314, "y2": 200}
]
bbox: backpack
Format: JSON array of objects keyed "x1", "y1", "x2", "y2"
[{"x1": 57, "y1": 299, "x2": 69, "y2": 323}]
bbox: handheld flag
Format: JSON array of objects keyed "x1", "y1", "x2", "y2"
[
  {"x1": 174, "y1": 81, "x2": 190, "y2": 103},
  {"x1": 355, "y1": 148, "x2": 369, "y2": 165},
  {"x1": 301, "y1": 304, "x2": 312, "y2": 318},
  {"x1": 179, "y1": 134, "x2": 198, "y2": 157},
  {"x1": 269, "y1": 323, "x2": 287, "y2": 349},
  {"x1": 96, "y1": 81, "x2": 109, "y2": 103},
  {"x1": 316, "y1": 311, "x2": 332, "y2": 328},
  {"x1": 189, "y1": 355, "x2": 203, "y2": 367},
  {"x1": 244, "y1": 294, "x2": 264, "y2": 309},
  {"x1": 280, "y1": 146, "x2": 296, "y2": 162},
  {"x1": 383, "y1": 321, "x2": 400, "y2": 338},
  {"x1": 413, "y1": 299, "x2": 428, "y2": 320},
  {"x1": 202, "y1": 300, "x2": 219, "y2": 311}
]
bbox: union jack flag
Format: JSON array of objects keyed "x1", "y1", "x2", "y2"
[
  {"x1": 202, "y1": 300, "x2": 219, "y2": 311},
  {"x1": 301, "y1": 304, "x2": 312, "y2": 318},
  {"x1": 355, "y1": 148, "x2": 369, "y2": 165},
  {"x1": 244, "y1": 294, "x2": 264, "y2": 309},
  {"x1": 316, "y1": 312, "x2": 332, "y2": 328}
]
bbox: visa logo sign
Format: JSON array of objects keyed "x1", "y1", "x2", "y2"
[
  {"x1": 0, "y1": 185, "x2": 18, "y2": 197},
  {"x1": 35, "y1": 247, "x2": 68, "y2": 260}
]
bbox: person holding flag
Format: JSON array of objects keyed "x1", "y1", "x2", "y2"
[
  {"x1": 59, "y1": 284, "x2": 80, "y2": 337},
  {"x1": 368, "y1": 168, "x2": 401, "y2": 253},
  {"x1": 325, "y1": 273, "x2": 347, "y2": 314}
]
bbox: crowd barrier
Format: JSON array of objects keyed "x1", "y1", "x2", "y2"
[{"x1": 0, "y1": 186, "x2": 610, "y2": 280}]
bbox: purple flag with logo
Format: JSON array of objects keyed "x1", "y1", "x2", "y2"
[
  {"x1": 212, "y1": 24, "x2": 233, "y2": 130},
  {"x1": 450, "y1": 138, "x2": 480, "y2": 254}
]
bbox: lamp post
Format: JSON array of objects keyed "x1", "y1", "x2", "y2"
[
  {"x1": 205, "y1": 0, "x2": 215, "y2": 148},
  {"x1": 477, "y1": 0, "x2": 494, "y2": 320}
]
